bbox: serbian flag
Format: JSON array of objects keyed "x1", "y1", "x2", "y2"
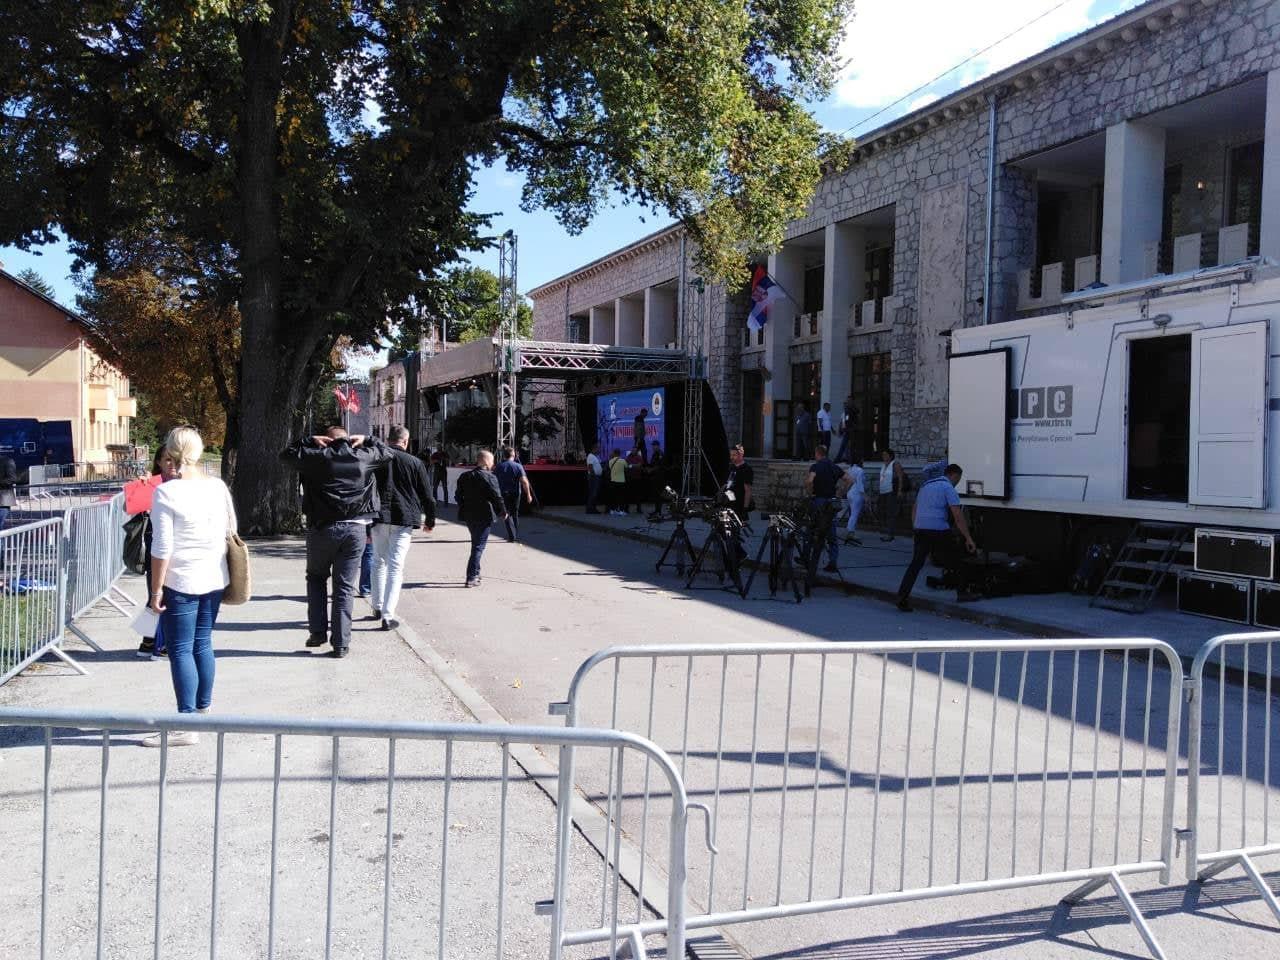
[
  {"x1": 747, "y1": 265, "x2": 783, "y2": 332},
  {"x1": 346, "y1": 385, "x2": 360, "y2": 415},
  {"x1": 333, "y1": 385, "x2": 350, "y2": 411}
]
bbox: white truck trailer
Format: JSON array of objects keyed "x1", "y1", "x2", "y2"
[{"x1": 947, "y1": 258, "x2": 1280, "y2": 614}]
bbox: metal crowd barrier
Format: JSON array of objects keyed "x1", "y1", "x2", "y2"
[
  {"x1": 0, "y1": 518, "x2": 72, "y2": 684},
  {"x1": 0, "y1": 708, "x2": 688, "y2": 960},
  {"x1": 8, "y1": 480, "x2": 126, "y2": 527},
  {"x1": 554, "y1": 639, "x2": 1184, "y2": 959},
  {"x1": 63, "y1": 493, "x2": 133, "y2": 646},
  {"x1": 1184, "y1": 630, "x2": 1280, "y2": 923}
]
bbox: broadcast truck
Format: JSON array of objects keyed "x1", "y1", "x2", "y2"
[{"x1": 946, "y1": 257, "x2": 1280, "y2": 617}]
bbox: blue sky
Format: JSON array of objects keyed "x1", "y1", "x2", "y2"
[{"x1": 2, "y1": 0, "x2": 1145, "y2": 318}]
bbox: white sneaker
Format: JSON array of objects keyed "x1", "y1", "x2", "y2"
[
  {"x1": 196, "y1": 707, "x2": 211, "y2": 714},
  {"x1": 142, "y1": 730, "x2": 199, "y2": 748}
]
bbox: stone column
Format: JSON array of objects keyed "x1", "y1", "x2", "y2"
[
  {"x1": 1261, "y1": 68, "x2": 1280, "y2": 263},
  {"x1": 615, "y1": 296, "x2": 643, "y2": 346},
  {"x1": 821, "y1": 222, "x2": 863, "y2": 417},
  {"x1": 644, "y1": 286, "x2": 677, "y2": 347},
  {"x1": 589, "y1": 304, "x2": 615, "y2": 345},
  {"x1": 762, "y1": 246, "x2": 802, "y2": 458},
  {"x1": 1100, "y1": 120, "x2": 1166, "y2": 284}
]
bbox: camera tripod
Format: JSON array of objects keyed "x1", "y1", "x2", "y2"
[
  {"x1": 684, "y1": 514, "x2": 745, "y2": 594},
  {"x1": 654, "y1": 515, "x2": 698, "y2": 577},
  {"x1": 740, "y1": 514, "x2": 804, "y2": 602}
]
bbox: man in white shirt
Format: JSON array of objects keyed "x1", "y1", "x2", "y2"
[
  {"x1": 841, "y1": 457, "x2": 865, "y2": 545},
  {"x1": 817, "y1": 402, "x2": 833, "y2": 450},
  {"x1": 878, "y1": 448, "x2": 907, "y2": 541},
  {"x1": 584, "y1": 441, "x2": 603, "y2": 514}
]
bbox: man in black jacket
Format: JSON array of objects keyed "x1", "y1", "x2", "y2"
[
  {"x1": 454, "y1": 450, "x2": 508, "y2": 587},
  {"x1": 280, "y1": 427, "x2": 392, "y2": 657},
  {"x1": 371, "y1": 426, "x2": 435, "y2": 630},
  {"x1": 0, "y1": 453, "x2": 17, "y2": 529}
]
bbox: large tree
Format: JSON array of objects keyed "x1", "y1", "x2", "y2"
[{"x1": 1, "y1": 0, "x2": 850, "y2": 532}]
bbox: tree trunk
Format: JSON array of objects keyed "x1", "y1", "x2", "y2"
[{"x1": 231, "y1": 5, "x2": 301, "y2": 534}]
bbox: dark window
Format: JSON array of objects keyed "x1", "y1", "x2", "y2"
[
  {"x1": 850, "y1": 353, "x2": 892, "y2": 459},
  {"x1": 1161, "y1": 165, "x2": 1183, "y2": 273},
  {"x1": 1228, "y1": 141, "x2": 1263, "y2": 255},
  {"x1": 740, "y1": 370, "x2": 764, "y2": 457},
  {"x1": 791, "y1": 360, "x2": 822, "y2": 416},
  {"x1": 865, "y1": 245, "x2": 893, "y2": 302},
  {"x1": 803, "y1": 263, "x2": 824, "y2": 314}
]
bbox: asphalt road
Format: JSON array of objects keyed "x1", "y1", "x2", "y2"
[{"x1": 395, "y1": 510, "x2": 1280, "y2": 960}]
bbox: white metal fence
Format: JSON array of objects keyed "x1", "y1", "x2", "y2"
[
  {"x1": 0, "y1": 707, "x2": 689, "y2": 960},
  {"x1": 0, "y1": 495, "x2": 132, "y2": 685},
  {"x1": 554, "y1": 639, "x2": 1186, "y2": 958},
  {"x1": 1184, "y1": 630, "x2": 1280, "y2": 923}
]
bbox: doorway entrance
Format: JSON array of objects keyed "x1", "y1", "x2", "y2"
[{"x1": 1126, "y1": 335, "x2": 1190, "y2": 501}]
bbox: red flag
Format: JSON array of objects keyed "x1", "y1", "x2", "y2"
[
  {"x1": 346, "y1": 385, "x2": 361, "y2": 415},
  {"x1": 333, "y1": 385, "x2": 350, "y2": 411}
]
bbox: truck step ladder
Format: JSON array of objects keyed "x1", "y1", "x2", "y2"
[{"x1": 1090, "y1": 521, "x2": 1193, "y2": 613}]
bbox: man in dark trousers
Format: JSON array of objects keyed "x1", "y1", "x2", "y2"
[
  {"x1": 633, "y1": 408, "x2": 648, "y2": 463},
  {"x1": 281, "y1": 427, "x2": 392, "y2": 657},
  {"x1": 494, "y1": 446, "x2": 533, "y2": 542},
  {"x1": 430, "y1": 448, "x2": 449, "y2": 504},
  {"x1": 803, "y1": 444, "x2": 843, "y2": 573},
  {"x1": 371, "y1": 425, "x2": 436, "y2": 630},
  {"x1": 455, "y1": 450, "x2": 508, "y2": 587},
  {"x1": 895, "y1": 463, "x2": 977, "y2": 612}
]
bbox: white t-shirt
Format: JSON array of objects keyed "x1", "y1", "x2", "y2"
[
  {"x1": 586, "y1": 452, "x2": 602, "y2": 476},
  {"x1": 879, "y1": 460, "x2": 896, "y2": 494},
  {"x1": 816, "y1": 409, "x2": 832, "y2": 431},
  {"x1": 150, "y1": 477, "x2": 233, "y2": 595},
  {"x1": 842, "y1": 463, "x2": 865, "y2": 499}
]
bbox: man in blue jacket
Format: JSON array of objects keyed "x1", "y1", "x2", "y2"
[{"x1": 454, "y1": 450, "x2": 508, "y2": 588}]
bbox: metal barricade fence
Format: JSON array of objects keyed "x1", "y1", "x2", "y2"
[
  {"x1": 8, "y1": 480, "x2": 126, "y2": 527},
  {"x1": 1184, "y1": 630, "x2": 1280, "y2": 923},
  {"x1": 0, "y1": 519, "x2": 70, "y2": 684},
  {"x1": 554, "y1": 639, "x2": 1184, "y2": 959},
  {"x1": 62, "y1": 493, "x2": 132, "y2": 649},
  {"x1": 0, "y1": 707, "x2": 689, "y2": 960}
]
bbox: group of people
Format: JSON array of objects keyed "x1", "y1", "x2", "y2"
[{"x1": 583, "y1": 439, "x2": 673, "y2": 516}]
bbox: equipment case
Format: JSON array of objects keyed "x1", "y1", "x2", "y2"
[
  {"x1": 1194, "y1": 529, "x2": 1275, "y2": 580},
  {"x1": 1178, "y1": 571, "x2": 1252, "y2": 624}
]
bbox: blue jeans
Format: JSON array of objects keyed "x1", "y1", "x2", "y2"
[
  {"x1": 359, "y1": 540, "x2": 373, "y2": 594},
  {"x1": 160, "y1": 588, "x2": 223, "y2": 713},
  {"x1": 466, "y1": 520, "x2": 491, "y2": 582},
  {"x1": 585, "y1": 473, "x2": 601, "y2": 512}
]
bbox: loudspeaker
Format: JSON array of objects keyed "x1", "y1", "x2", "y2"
[{"x1": 424, "y1": 390, "x2": 441, "y2": 414}]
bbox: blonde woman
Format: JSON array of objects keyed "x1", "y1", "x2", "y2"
[{"x1": 145, "y1": 426, "x2": 233, "y2": 746}]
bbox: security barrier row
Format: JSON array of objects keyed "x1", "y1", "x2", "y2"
[
  {"x1": 552, "y1": 635, "x2": 1280, "y2": 959},
  {"x1": 0, "y1": 494, "x2": 132, "y2": 685}
]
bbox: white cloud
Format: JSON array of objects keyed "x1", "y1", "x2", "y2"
[{"x1": 835, "y1": 0, "x2": 1144, "y2": 116}]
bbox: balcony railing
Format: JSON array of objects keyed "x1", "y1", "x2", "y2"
[{"x1": 1019, "y1": 222, "x2": 1257, "y2": 311}]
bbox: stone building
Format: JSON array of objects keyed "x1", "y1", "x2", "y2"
[{"x1": 529, "y1": 0, "x2": 1280, "y2": 465}]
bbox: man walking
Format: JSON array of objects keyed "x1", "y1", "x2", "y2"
[
  {"x1": 430, "y1": 448, "x2": 449, "y2": 504},
  {"x1": 878, "y1": 448, "x2": 907, "y2": 541},
  {"x1": 371, "y1": 425, "x2": 435, "y2": 630},
  {"x1": 0, "y1": 452, "x2": 17, "y2": 528},
  {"x1": 495, "y1": 446, "x2": 533, "y2": 542},
  {"x1": 585, "y1": 441, "x2": 603, "y2": 514},
  {"x1": 804, "y1": 444, "x2": 843, "y2": 573},
  {"x1": 896, "y1": 464, "x2": 977, "y2": 612},
  {"x1": 817, "y1": 402, "x2": 833, "y2": 450},
  {"x1": 281, "y1": 427, "x2": 392, "y2": 658},
  {"x1": 794, "y1": 403, "x2": 812, "y2": 461},
  {"x1": 455, "y1": 450, "x2": 508, "y2": 587}
]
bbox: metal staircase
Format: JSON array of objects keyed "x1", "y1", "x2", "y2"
[{"x1": 1090, "y1": 521, "x2": 1193, "y2": 613}]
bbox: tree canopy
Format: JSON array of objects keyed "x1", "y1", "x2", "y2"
[
  {"x1": 1, "y1": 0, "x2": 851, "y2": 531},
  {"x1": 14, "y1": 267, "x2": 56, "y2": 299},
  {"x1": 388, "y1": 265, "x2": 533, "y2": 357}
]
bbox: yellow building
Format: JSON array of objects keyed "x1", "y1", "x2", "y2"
[{"x1": 0, "y1": 268, "x2": 134, "y2": 463}]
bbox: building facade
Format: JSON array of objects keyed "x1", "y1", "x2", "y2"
[
  {"x1": 0, "y1": 268, "x2": 135, "y2": 463},
  {"x1": 530, "y1": 0, "x2": 1280, "y2": 463}
]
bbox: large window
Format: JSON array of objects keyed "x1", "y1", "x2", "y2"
[
  {"x1": 850, "y1": 353, "x2": 891, "y2": 460},
  {"x1": 802, "y1": 263, "x2": 824, "y2": 314},
  {"x1": 1228, "y1": 141, "x2": 1263, "y2": 255},
  {"x1": 791, "y1": 360, "x2": 822, "y2": 420},
  {"x1": 740, "y1": 370, "x2": 764, "y2": 457}
]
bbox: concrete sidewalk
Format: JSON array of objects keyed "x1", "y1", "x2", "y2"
[
  {"x1": 0, "y1": 538, "x2": 645, "y2": 960},
  {"x1": 533, "y1": 505, "x2": 1239, "y2": 663}
]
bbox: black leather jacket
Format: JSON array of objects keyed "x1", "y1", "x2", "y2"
[
  {"x1": 455, "y1": 467, "x2": 505, "y2": 525},
  {"x1": 280, "y1": 437, "x2": 392, "y2": 529},
  {"x1": 376, "y1": 448, "x2": 437, "y2": 528}
]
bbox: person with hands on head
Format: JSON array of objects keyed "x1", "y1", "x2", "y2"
[
  {"x1": 280, "y1": 426, "x2": 392, "y2": 657},
  {"x1": 144, "y1": 426, "x2": 233, "y2": 747},
  {"x1": 895, "y1": 463, "x2": 977, "y2": 612}
]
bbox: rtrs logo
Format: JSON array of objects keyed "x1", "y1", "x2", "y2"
[{"x1": 1015, "y1": 386, "x2": 1073, "y2": 421}]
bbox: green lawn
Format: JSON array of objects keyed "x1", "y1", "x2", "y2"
[{"x1": 0, "y1": 588, "x2": 61, "y2": 678}]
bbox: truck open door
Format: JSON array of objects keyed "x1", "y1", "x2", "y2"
[
  {"x1": 1188, "y1": 321, "x2": 1268, "y2": 508},
  {"x1": 947, "y1": 348, "x2": 1011, "y2": 499}
]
